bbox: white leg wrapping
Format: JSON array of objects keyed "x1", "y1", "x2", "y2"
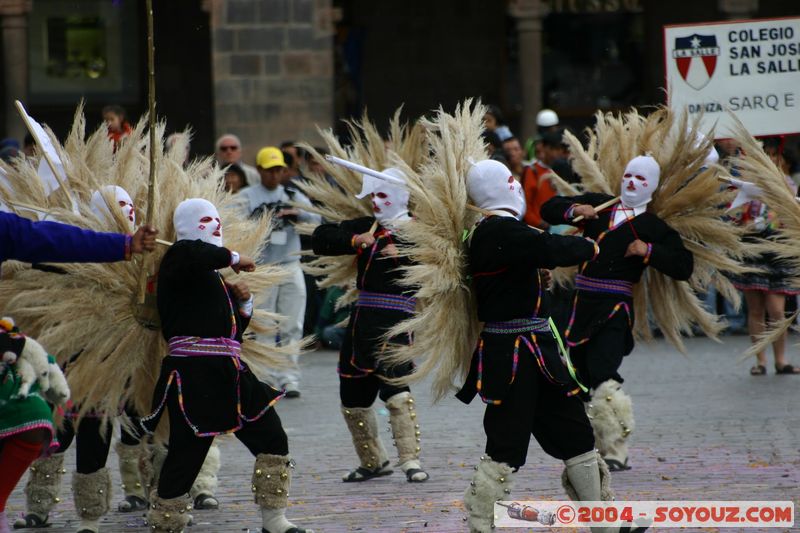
[
  {"x1": 72, "y1": 467, "x2": 112, "y2": 522},
  {"x1": 385, "y1": 392, "x2": 429, "y2": 481},
  {"x1": 146, "y1": 494, "x2": 192, "y2": 533},
  {"x1": 116, "y1": 441, "x2": 146, "y2": 499},
  {"x1": 23, "y1": 454, "x2": 65, "y2": 520},
  {"x1": 464, "y1": 456, "x2": 514, "y2": 533},
  {"x1": 562, "y1": 450, "x2": 623, "y2": 533},
  {"x1": 340, "y1": 406, "x2": 390, "y2": 471},
  {"x1": 189, "y1": 443, "x2": 220, "y2": 499},
  {"x1": 586, "y1": 380, "x2": 634, "y2": 466},
  {"x1": 562, "y1": 450, "x2": 614, "y2": 501}
]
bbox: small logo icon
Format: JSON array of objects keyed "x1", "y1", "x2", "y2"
[{"x1": 672, "y1": 34, "x2": 720, "y2": 90}]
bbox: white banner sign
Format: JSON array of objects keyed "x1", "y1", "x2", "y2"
[{"x1": 664, "y1": 17, "x2": 800, "y2": 138}]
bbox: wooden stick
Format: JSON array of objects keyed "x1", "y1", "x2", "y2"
[
  {"x1": 14, "y1": 100, "x2": 75, "y2": 207},
  {"x1": 573, "y1": 196, "x2": 619, "y2": 222},
  {"x1": 156, "y1": 238, "x2": 172, "y2": 247},
  {"x1": 360, "y1": 220, "x2": 379, "y2": 248},
  {"x1": 136, "y1": 0, "x2": 157, "y2": 303}
]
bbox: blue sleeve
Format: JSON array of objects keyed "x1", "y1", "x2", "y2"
[{"x1": 0, "y1": 212, "x2": 128, "y2": 264}]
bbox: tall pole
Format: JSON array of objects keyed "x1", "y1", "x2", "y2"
[
  {"x1": 510, "y1": 0, "x2": 544, "y2": 142},
  {"x1": 145, "y1": 0, "x2": 156, "y2": 229},
  {"x1": 137, "y1": 0, "x2": 157, "y2": 303}
]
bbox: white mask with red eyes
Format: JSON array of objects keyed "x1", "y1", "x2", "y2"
[
  {"x1": 620, "y1": 155, "x2": 660, "y2": 209},
  {"x1": 90, "y1": 185, "x2": 135, "y2": 231},
  {"x1": 173, "y1": 198, "x2": 223, "y2": 246},
  {"x1": 355, "y1": 167, "x2": 410, "y2": 225}
]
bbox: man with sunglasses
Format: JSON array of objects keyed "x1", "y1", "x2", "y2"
[{"x1": 215, "y1": 134, "x2": 260, "y2": 187}]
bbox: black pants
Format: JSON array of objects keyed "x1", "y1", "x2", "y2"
[
  {"x1": 339, "y1": 369, "x2": 410, "y2": 408},
  {"x1": 157, "y1": 387, "x2": 289, "y2": 499},
  {"x1": 569, "y1": 311, "x2": 629, "y2": 390},
  {"x1": 56, "y1": 402, "x2": 143, "y2": 473},
  {"x1": 483, "y1": 349, "x2": 595, "y2": 469},
  {"x1": 56, "y1": 417, "x2": 112, "y2": 474}
]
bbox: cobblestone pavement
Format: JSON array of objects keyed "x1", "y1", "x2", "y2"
[{"x1": 6, "y1": 334, "x2": 800, "y2": 532}]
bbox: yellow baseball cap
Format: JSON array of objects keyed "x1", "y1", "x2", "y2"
[{"x1": 256, "y1": 146, "x2": 287, "y2": 169}]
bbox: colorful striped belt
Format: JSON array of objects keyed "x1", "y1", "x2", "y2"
[
  {"x1": 483, "y1": 317, "x2": 551, "y2": 335},
  {"x1": 575, "y1": 274, "x2": 633, "y2": 297},
  {"x1": 168, "y1": 336, "x2": 241, "y2": 358},
  {"x1": 356, "y1": 291, "x2": 416, "y2": 314}
]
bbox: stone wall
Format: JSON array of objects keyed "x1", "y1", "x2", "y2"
[{"x1": 208, "y1": 0, "x2": 334, "y2": 162}]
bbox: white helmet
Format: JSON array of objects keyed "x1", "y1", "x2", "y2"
[{"x1": 536, "y1": 109, "x2": 559, "y2": 128}]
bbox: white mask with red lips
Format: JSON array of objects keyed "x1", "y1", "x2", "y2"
[
  {"x1": 620, "y1": 155, "x2": 660, "y2": 210},
  {"x1": 90, "y1": 185, "x2": 135, "y2": 232},
  {"x1": 356, "y1": 167, "x2": 411, "y2": 225},
  {"x1": 174, "y1": 198, "x2": 223, "y2": 247}
]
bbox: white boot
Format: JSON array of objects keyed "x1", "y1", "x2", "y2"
[
  {"x1": 72, "y1": 467, "x2": 112, "y2": 533},
  {"x1": 587, "y1": 380, "x2": 634, "y2": 471},
  {"x1": 385, "y1": 392, "x2": 429, "y2": 482},
  {"x1": 14, "y1": 453, "x2": 65, "y2": 528},
  {"x1": 464, "y1": 456, "x2": 513, "y2": 533},
  {"x1": 340, "y1": 406, "x2": 392, "y2": 481},
  {"x1": 563, "y1": 450, "x2": 647, "y2": 533},
  {"x1": 252, "y1": 454, "x2": 313, "y2": 533},
  {"x1": 116, "y1": 441, "x2": 147, "y2": 512}
]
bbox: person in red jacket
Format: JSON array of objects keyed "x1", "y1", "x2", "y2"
[{"x1": 103, "y1": 105, "x2": 132, "y2": 151}]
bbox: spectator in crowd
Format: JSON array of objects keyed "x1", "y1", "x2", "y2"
[
  {"x1": 481, "y1": 131, "x2": 507, "y2": 166},
  {"x1": 239, "y1": 147, "x2": 321, "y2": 397},
  {"x1": 22, "y1": 134, "x2": 35, "y2": 157},
  {"x1": 536, "y1": 108, "x2": 560, "y2": 133},
  {"x1": 483, "y1": 104, "x2": 513, "y2": 142},
  {"x1": 540, "y1": 129, "x2": 578, "y2": 184},
  {"x1": 278, "y1": 148, "x2": 324, "y2": 337},
  {"x1": 305, "y1": 147, "x2": 327, "y2": 177},
  {"x1": 215, "y1": 134, "x2": 260, "y2": 187},
  {"x1": 524, "y1": 108, "x2": 560, "y2": 162},
  {"x1": 223, "y1": 164, "x2": 248, "y2": 194},
  {"x1": 102, "y1": 105, "x2": 132, "y2": 150},
  {"x1": 0, "y1": 139, "x2": 19, "y2": 163},
  {"x1": 314, "y1": 286, "x2": 350, "y2": 350},
  {"x1": 280, "y1": 141, "x2": 305, "y2": 179},
  {"x1": 730, "y1": 137, "x2": 800, "y2": 375},
  {"x1": 502, "y1": 136, "x2": 527, "y2": 182}
]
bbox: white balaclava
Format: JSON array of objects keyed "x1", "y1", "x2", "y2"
[
  {"x1": 356, "y1": 167, "x2": 410, "y2": 225},
  {"x1": 620, "y1": 155, "x2": 660, "y2": 209},
  {"x1": 174, "y1": 198, "x2": 223, "y2": 247},
  {"x1": 90, "y1": 185, "x2": 135, "y2": 231},
  {"x1": 466, "y1": 159, "x2": 524, "y2": 216}
]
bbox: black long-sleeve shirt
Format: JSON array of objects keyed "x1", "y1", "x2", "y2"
[
  {"x1": 311, "y1": 216, "x2": 412, "y2": 296},
  {"x1": 540, "y1": 192, "x2": 693, "y2": 283},
  {"x1": 157, "y1": 239, "x2": 249, "y2": 341},
  {"x1": 468, "y1": 215, "x2": 597, "y2": 322}
]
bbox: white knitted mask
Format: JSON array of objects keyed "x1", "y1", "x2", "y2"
[
  {"x1": 90, "y1": 185, "x2": 135, "y2": 231},
  {"x1": 356, "y1": 167, "x2": 410, "y2": 224},
  {"x1": 466, "y1": 159, "x2": 524, "y2": 216},
  {"x1": 620, "y1": 155, "x2": 660, "y2": 209},
  {"x1": 174, "y1": 198, "x2": 222, "y2": 247}
]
